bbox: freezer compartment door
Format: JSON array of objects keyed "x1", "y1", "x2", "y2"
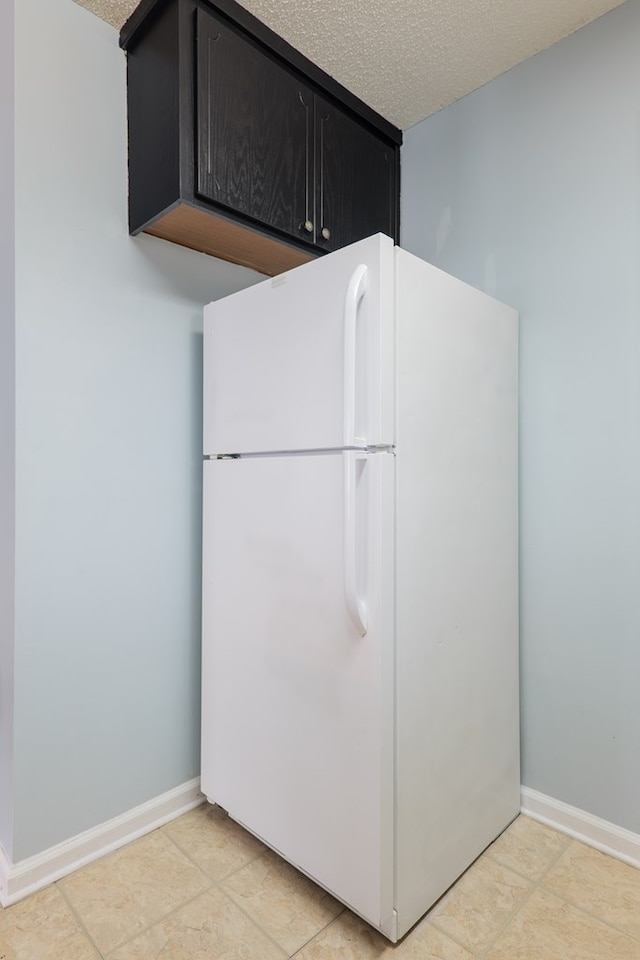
[
  {"x1": 203, "y1": 234, "x2": 394, "y2": 456},
  {"x1": 201, "y1": 452, "x2": 395, "y2": 929}
]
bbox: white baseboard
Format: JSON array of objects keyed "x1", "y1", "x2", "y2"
[
  {"x1": 3, "y1": 782, "x2": 637, "y2": 909},
  {"x1": 521, "y1": 786, "x2": 640, "y2": 870},
  {"x1": 0, "y1": 778, "x2": 203, "y2": 907}
]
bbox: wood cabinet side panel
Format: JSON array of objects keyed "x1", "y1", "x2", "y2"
[{"x1": 126, "y1": 1, "x2": 182, "y2": 233}]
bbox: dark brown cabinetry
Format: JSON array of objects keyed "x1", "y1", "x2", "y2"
[
  {"x1": 195, "y1": 8, "x2": 315, "y2": 248},
  {"x1": 313, "y1": 95, "x2": 397, "y2": 254},
  {"x1": 121, "y1": 0, "x2": 401, "y2": 276}
]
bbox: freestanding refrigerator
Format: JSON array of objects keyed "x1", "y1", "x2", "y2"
[{"x1": 201, "y1": 233, "x2": 519, "y2": 942}]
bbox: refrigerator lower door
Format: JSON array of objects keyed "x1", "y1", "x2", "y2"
[{"x1": 201, "y1": 451, "x2": 395, "y2": 932}]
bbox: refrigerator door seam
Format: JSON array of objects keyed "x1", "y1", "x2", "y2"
[{"x1": 206, "y1": 446, "x2": 396, "y2": 460}]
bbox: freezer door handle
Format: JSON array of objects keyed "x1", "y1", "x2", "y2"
[
  {"x1": 343, "y1": 264, "x2": 368, "y2": 448},
  {"x1": 344, "y1": 451, "x2": 367, "y2": 636}
]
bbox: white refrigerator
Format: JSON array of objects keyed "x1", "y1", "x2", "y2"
[{"x1": 201, "y1": 233, "x2": 519, "y2": 942}]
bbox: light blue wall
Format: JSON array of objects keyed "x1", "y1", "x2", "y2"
[
  {"x1": 0, "y1": 0, "x2": 16, "y2": 861},
  {"x1": 10, "y1": 0, "x2": 261, "y2": 861},
  {"x1": 401, "y1": 0, "x2": 640, "y2": 832}
]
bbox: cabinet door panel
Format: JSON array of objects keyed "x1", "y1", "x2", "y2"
[
  {"x1": 315, "y1": 97, "x2": 396, "y2": 252},
  {"x1": 196, "y1": 8, "x2": 314, "y2": 244}
]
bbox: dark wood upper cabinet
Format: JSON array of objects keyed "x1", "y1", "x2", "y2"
[
  {"x1": 314, "y1": 95, "x2": 397, "y2": 253},
  {"x1": 195, "y1": 9, "x2": 315, "y2": 246},
  {"x1": 121, "y1": 0, "x2": 401, "y2": 276}
]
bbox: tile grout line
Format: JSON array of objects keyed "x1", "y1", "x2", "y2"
[
  {"x1": 219, "y1": 866, "x2": 348, "y2": 958},
  {"x1": 471, "y1": 838, "x2": 575, "y2": 960},
  {"x1": 423, "y1": 887, "x2": 487, "y2": 958},
  {"x1": 160, "y1": 810, "x2": 268, "y2": 882},
  {"x1": 427, "y1": 913, "x2": 491, "y2": 959},
  {"x1": 427, "y1": 859, "x2": 537, "y2": 958},
  {"x1": 58, "y1": 827, "x2": 216, "y2": 958},
  {"x1": 162, "y1": 812, "x2": 350, "y2": 958},
  {"x1": 103, "y1": 883, "x2": 217, "y2": 958},
  {"x1": 537, "y1": 864, "x2": 640, "y2": 946},
  {"x1": 482, "y1": 833, "x2": 572, "y2": 884},
  {"x1": 516, "y1": 836, "x2": 640, "y2": 948},
  {"x1": 415, "y1": 915, "x2": 484, "y2": 960},
  {"x1": 288, "y1": 909, "x2": 349, "y2": 959},
  {"x1": 422, "y1": 819, "x2": 565, "y2": 956},
  {"x1": 213, "y1": 884, "x2": 291, "y2": 958},
  {"x1": 55, "y1": 879, "x2": 108, "y2": 960},
  {"x1": 160, "y1": 820, "x2": 292, "y2": 956}
]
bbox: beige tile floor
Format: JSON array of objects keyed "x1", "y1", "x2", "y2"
[{"x1": 2, "y1": 807, "x2": 640, "y2": 959}]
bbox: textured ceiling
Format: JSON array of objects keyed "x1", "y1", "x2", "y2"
[{"x1": 76, "y1": 0, "x2": 627, "y2": 129}]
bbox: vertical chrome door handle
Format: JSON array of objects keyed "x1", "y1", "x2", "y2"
[
  {"x1": 343, "y1": 264, "x2": 368, "y2": 448},
  {"x1": 344, "y1": 451, "x2": 367, "y2": 637}
]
